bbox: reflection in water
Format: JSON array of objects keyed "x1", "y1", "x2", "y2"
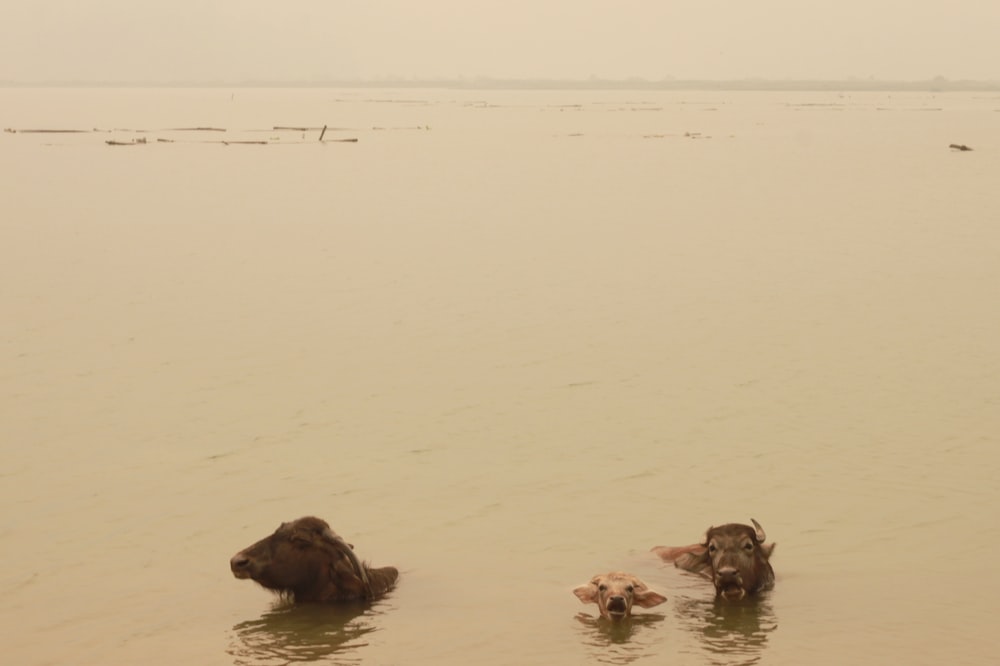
[
  {"x1": 227, "y1": 600, "x2": 383, "y2": 665},
  {"x1": 574, "y1": 612, "x2": 667, "y2": 665},
  {"x1": 673, "y1": 596, "x2": 777, "y2": 665}
]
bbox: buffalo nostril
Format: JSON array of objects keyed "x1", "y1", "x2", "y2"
[
  {"x1": 230, "y1": 555, "x2": 249, "y2": 570},
  {"x1": 717, "y1": 567, "x2": 739, "y2": 579}
]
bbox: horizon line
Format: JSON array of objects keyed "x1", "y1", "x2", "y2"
[{"x1": 2, "y1": 76, "x2": 1000, "y2": 92}]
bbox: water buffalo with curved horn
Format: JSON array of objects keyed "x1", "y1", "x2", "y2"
[
  {"x1": 652, "y1": 519, "x2": 775, "y2": 600},
  {"x1": 573, "y1": 572, "x2": 667, "y2": 620},
  {"x1": 230, "y1": 516, "x2": 398, "y2": 602}
]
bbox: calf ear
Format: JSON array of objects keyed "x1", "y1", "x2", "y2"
[
  {"x1": 652, "y1": 544, "x2": 708, "y2": 563},
  {"x1": 656, "y1": 544, "x2": 714, "y2": 577},
  {"x1": 633, "y1": 587, "x2": 668, "y2": 608},
  {"x1": 673, "y1": 547, "x2": 712, "y2": 576},
  {"x1": 573, "y1": 582, "x2": 599, "y2": 605}
]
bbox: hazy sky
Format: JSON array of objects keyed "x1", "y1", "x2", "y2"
[{"x1": 3, "y1": 1, "x2": 999, "y2": 83}]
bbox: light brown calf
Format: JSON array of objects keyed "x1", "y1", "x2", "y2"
[{"x1": 572, "y1": 572, "x2": 667, "y2": 620}]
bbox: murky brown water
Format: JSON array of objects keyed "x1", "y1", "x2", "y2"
[{"x1": 2, "y1": 87, "x2": 999, "y2": 665}]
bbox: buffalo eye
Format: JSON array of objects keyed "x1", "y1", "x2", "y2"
[
  {"x1": 708, "y1": 543, "x2": 717, "y2": 553},
  {"x1": 744, "y1": 542, "x2": 754, "y2": 551},
  {"x1": 625, "y1": 585, "x2": 634, "y2": 594},
  {"x1": 598, "y1": 584, "x2": 607, "y2": 592}
]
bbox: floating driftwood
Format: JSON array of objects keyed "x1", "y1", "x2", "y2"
[
  {"x1": 5, "y1": 123, "x2": 362, "y2": 146},
  {"x1": 949, "y1": 143, "x2": 973, "y2": 151},
  {"x1": 14, "y1": 128, "x2": 90, "y2": 134}
]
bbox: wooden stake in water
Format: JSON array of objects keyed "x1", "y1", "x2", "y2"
[{"x1": 319, "y1": 125, "x2": 327, "y2": 142}]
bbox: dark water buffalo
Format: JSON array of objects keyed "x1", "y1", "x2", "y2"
[
  {"x1": 230, "y1": 516, "x2": 398, "y2": 602},
  {"x1": 573, "y1": 572, "x2": 668, "y2": 621},
  {"x1": 652, "y1": 519, "x2": 775, "y2": 600}
]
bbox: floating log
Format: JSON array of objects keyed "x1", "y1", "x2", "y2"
[
  {"x1": 17, "y1": 129, "x2": 90, "y2": 133},
  {"x1": 106, "y1": 137, "x2": 147, "y2": 146}
]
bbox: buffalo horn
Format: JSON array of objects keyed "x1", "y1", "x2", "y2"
[
  {"x1": 751, "y1": 518, "x2": 766, "y2": 543},
  {"x1": 321, "y1": 527, "x2": 374, "y2": 598}
]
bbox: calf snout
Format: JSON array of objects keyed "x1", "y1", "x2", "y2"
[{"x1": 606, "y1": 595, "x2": 628, "y2": 615}]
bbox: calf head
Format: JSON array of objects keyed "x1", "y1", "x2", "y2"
[{"x1": 573, "y1": 572, "x2": 667, "y2": 620}]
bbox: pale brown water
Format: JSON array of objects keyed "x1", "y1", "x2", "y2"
[{"x1": 2, "y1": 87, "x2": 999, "y2": 665}]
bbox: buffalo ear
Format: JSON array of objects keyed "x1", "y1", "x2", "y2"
[
  {"x1": 633, "y1": 586, "x2": 668, "y2": 609},
  {"x1": 290, "y1": 526, "x2": 315, "y2": 546},
  {"x1": 573, "y1": 582, "x2": 599, "y2": 605},
  {"x1": 761, "y1": 542, "x2": 776, "y2": 559}
]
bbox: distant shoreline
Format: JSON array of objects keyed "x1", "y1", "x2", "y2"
[{"x1": 3, "y1": 78, "x2": 1000, "y2": 92}]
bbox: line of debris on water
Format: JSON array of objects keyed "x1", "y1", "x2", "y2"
[{"x1": 1, "y1": 123, "x2": 425, "y2": 145}]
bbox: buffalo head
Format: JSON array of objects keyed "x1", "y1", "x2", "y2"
[
  {"x1": 573, "y1": 572, "x2": 667, "y2": 621},
  {"x1": 230, "y1": 516, "x2": 398, "y2": 603},
  {"x1": 652, "y1": 518, "x2": 775, "y2": 600}
]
